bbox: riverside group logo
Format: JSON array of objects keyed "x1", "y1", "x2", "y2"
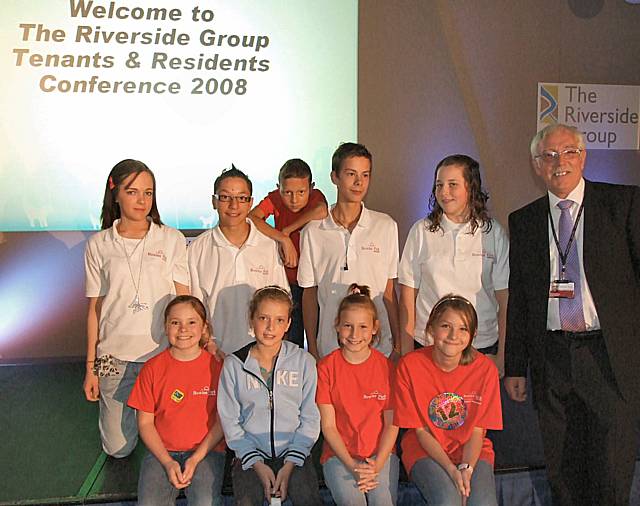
[
  {"x1": 537, "y1": 83, "x2": 640, "y2": 149},
  {"x1": 538, "y1": 85, "x2": 558, "y2": 126}
]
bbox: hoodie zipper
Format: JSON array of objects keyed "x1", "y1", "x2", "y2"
[
  {"x1": 243, "y1": 367, "x2": 277, "y2": 459},
  {"x1": 268, "y1": 387, "x2": 275, "y2": 458}
]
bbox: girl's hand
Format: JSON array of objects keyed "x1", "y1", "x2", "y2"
[
  {"x1": 163, "y1": 459, "x2": 190, "y2": 489},
  {"x1": 446, "y1": 465, "x2": 466, "y2": 497},
  {"x1": 83, "y1": 370, "x2": 100, "y2": 401},
  {"x1": 273, "y1": 461, "x2": 295, "y2": 501},
  {"x1": 459, "y1": 466, "x2": 473, "y2": 497},
  {"x1": 363, "y1": 457, "x2": 384, "y2": 491},
  {"x1": 353, "y1": 460, "x2": 378, "y2": 492},
  {"x1": 182, "y1": 454, "x2": 203, "y2": 484},
  {"x1": 253, "y1": 461, "x2": 276, "y2": 500}
]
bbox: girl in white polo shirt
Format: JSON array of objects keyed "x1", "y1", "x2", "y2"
[
  {"x1": 398, "y1": 155, "x2": 509, "y2": 375},
  {"x1": 83, "y1": 159, "x2": 189, "y2": 458}
]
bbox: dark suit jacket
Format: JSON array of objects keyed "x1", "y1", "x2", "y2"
[{"x1": 505, "y1": 180, "x2": 640, "y2": 405}]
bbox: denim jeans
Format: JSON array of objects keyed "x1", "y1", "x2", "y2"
[
  {"x1": 137, "y1": 450, "x2": 225, "y2": 506},
  {"x1": 98, "y1": 359, "x2": 144, "y2": 457},
  {"x1": 411, "y1": 458, "x2": 498, "y2": 506},
  {"x1": 231, "y1": 456, "x2": 323, "y2": 505},
  {"x1": 323, "y1": 454, "x2": 400, "y2": 506}
]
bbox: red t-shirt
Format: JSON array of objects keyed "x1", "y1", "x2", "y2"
[
  {"x1": 393, "y1": 346, "x2": 502, "y2": 475},
  {"x1": 256, "y1": 188, "x2": 326, "y2": 284},
  {"x1": 316, "y1": 348, "x2": 395, "y2": 464},
  {"x1": 128, "y1": 349, "x2": 225, "y2": 452}
]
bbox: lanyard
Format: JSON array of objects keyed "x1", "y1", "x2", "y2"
[{"x1": 547, "y1": 202, "x2": 584, "y2": 279}]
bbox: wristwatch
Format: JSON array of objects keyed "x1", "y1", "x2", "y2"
[{"x1": 457, "y1": 462, "x2": 473, "y2": 472}]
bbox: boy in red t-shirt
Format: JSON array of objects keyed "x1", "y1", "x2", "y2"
[{"x1": 249, "y1": 159, "x2": 327, "y2": 347}]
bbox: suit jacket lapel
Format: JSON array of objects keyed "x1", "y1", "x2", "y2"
[
  {"x1": 582, "y1": 180, "x2": 598, "y2": 283},
  {"x1": 534, "y1": 195, "x2": 551, "y2": 285}
]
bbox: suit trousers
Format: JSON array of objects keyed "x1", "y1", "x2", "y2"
[{"x1": 537, "y1": 331, "x2": 638, "y2": 506}]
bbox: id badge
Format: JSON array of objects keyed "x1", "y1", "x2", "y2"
[{"x1": 549, "y1": 279, "x2": 575, "y2": 298}]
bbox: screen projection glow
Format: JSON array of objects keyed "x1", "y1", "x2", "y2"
[{"x1": 0, "y1": 0, "x2": 357, "y2": 231}]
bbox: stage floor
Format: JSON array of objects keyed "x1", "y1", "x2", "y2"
[{"x1": 1, "y1": 360, "x2": 638, "y2": 506}]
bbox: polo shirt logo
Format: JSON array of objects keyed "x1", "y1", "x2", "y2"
[
  {"x1": 148, "y1": 249, "x2": 167, "y2": 261},
  {"x1": 170, "y1": 389, "x2": 185, "y2": 403},
  {"x1": 192, "y1": 386, "x2": 216, "y2": 396},
  {"x1": 463, "y1": 392, "x2": 483, "y2": 405},
  {"x1": 471, "y1": 250, "x2": 495, "y2": 260},
  {"x1": 250, "y1": 264, "x2": 269, "y2": 276},
  {"x1": 361, "y1": 242, "x2": 380, "y2": 253},
  {"x1": 363, "y1": 389, "x2": 387, "y2": 401}
]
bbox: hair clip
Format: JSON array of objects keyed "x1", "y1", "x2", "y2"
[
  {"x1": 108, "y1": 176, "x2": 116, "y2": 190},
  {"x1": 255, "y1": 285, "x2": 292, "y2": 300},
  {"x1": 432, "y1": 295, "x2": 473, "y2": 313},
  {"x1": 349, "y1": 286, "x2": 361, "y2": 295}
]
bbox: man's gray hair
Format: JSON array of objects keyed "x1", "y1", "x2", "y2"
[{"x1": 530, "y1": 124, "x2": 586, "y2": 158}]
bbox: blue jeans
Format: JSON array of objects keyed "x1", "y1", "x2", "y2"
[
  {"x1": 98, "y1": 360, "x2": 144, "y2": 457},
  {"x1": 411, "y1": 458, "x2": 497, "y2": 506},
  {"x1": 322, "y1": 455, "x2": 400, "y2": 506},
  {"x1": 137, "y1": 450, "x2": 225, "y2": 506}
]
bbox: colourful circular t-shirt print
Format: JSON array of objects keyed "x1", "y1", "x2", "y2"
[{"x1": 429, "y1": 392, "x2": 467, "y2": 430}]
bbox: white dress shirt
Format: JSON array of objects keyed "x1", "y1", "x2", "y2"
[{"x1": 546, "y1": 178, "x2": 600, "y2": 330}]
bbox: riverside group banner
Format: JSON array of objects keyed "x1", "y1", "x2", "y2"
[
  {"x1": 0, "y1": 0, "x2": 358, "y2": 231},
  {"x1": 538, "y1": 82, "x2": 639, "y2": 150}
]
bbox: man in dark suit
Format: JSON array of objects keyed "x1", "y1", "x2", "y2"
[{"x1": 504, "y1": 123, "x2": 640, "y2": 505}]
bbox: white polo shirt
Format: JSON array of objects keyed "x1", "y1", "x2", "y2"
[
  {"x1": 398, "y1": 215, "x2": 509, "y2": 348},
  {"x1": 297, "y1": 204, "x2": 399, "y2": 358},
  {"x1": 188, "y1": 219, "x2": 289, "y2": 354},
  {"x1": 85, "y1": 220, "x2": 189, "y2": 362}
]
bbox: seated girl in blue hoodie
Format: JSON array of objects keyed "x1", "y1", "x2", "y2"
[{"x1": 218, "y1": 285, "x2": 322, "y2": 505}]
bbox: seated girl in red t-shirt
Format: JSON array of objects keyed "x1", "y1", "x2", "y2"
[
  {"x1": 316, "y1": 284, "x2": 399, "y2": 505},
  {"x1": 394, "y1": 294, "x2": 502, "y2": 506},
  {"x1": 128, "y1": 295, "x2": 225, "y2": 505}
]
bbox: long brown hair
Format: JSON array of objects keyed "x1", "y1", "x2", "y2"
[
  {"x1": 100, "y1": 159, "x2": 163, "y2": 229},
  {"x1": 427, "y1": 154, "x2": 491, "y2": 235}
]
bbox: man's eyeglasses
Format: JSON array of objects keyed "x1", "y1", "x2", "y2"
[
  {"x1": 534, "y1": 148, "x2": 582, "y2": 163},
  {"x1": 213, "y1": 194, "x2": 252, "y2": 203}
]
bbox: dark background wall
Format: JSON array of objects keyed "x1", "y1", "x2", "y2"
[
  {"x1": 1, "y1": 0, "x2": 639, "y2": 360},
  {"x1": 360, "y1": 0, "x2": 640, "y2": 240}
]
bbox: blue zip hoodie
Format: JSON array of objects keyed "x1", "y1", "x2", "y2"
[{"x1": 217, "y1": 340, "x2": 320, "y2": 470}]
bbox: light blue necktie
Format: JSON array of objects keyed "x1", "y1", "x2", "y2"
[{"x1": 557, "y1": 199, "x2": 586, "y2": 331}]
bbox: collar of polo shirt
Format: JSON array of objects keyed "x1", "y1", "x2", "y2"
[
  {"x1": 321, "y1": 203, "x2": 371, "y2": 230},
  {"x1": 210, "y1": 218, "x2": 261, "y2": 248}
]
